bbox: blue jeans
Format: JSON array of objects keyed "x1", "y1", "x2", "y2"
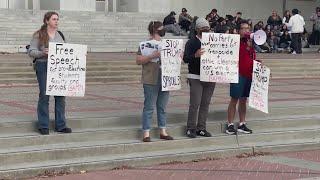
[
  {"x1": 35, "y1": 61, "x2": 66, "y2": 131},
  {"x1": 142, "y1": 80, "x2": 169, "y2": 132}
]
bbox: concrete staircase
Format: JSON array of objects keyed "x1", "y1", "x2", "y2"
[
  {"x1": 1, "y1": 105, "x2": 320, "y2": 179},
  {"x1": 0, "y1": 9, "x2": 169, "y2": 53},
  {"x1": 0, "y1": 53, "x2": 319, "y2": 85}
]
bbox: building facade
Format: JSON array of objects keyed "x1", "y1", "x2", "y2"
[{"x1": 0, "y1": 0, "x2": 319, "y2": 20}]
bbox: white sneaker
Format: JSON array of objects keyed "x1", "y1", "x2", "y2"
[{"x1": 291, "y1": 51, "x2": 296, "y2": 54}]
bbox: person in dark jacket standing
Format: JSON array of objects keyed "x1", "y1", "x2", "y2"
[{"x1": 183, "y1": 18, "x2": 216, "y2": 138}]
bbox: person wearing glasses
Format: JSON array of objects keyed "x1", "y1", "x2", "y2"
[{"x1": 226, "y1": 20, "x2": 257, "y2": 135}]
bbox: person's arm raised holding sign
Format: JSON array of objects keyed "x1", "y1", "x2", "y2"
[
  {"x1": 183, "y1": 18, "x2": 216, "y2": 139},
  {"x1": 136, "y1": 21, "x2": 174, "y2": 143},
  {"x1": 27, "y1": 12, "x2": 71, "y2": 135}
]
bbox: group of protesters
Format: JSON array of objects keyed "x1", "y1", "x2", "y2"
[
  {"x1": 27, "y1": 7, "x2": 317, "y2": 141},
  {"x1": 137, "y1": 18, "x2": 256, "y2": 142}
]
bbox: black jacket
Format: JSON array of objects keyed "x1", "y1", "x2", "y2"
[
  {"x1": 163, "y1": 15, "x2": 176, "y2": 26},
  {"x1": 183, "y1": 37, "x2": 201, "y2": 75}
]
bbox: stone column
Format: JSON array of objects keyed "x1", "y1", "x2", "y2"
[
  {"x1": 282, "y1": 0, "x2": 287, "y2": 14},
  {"x1": 33, "y1": 0, "x2": 40, "y2": 10},
  {"x1": 104, "y1": 0, "x2": 109, "y2": 13},
  {"x1": 112, "y1": 0, "x2": 116, "y2": 12},
  {"x1": 25, "y1": 0, "x2": 28, "y2": 9}
]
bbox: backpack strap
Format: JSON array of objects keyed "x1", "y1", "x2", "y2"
[{"x1": 57, "y1": 30, "x2": 66, "y2": 42}]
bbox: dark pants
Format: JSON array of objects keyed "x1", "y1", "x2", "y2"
[
  {"x1": 187, "y1": 79, "x2": 216, "y2": 131},
  {"x1": 291, "y1": 33, "x2": 302, "y2": 54},
  {"x1": 179, "y1": 20, "x2": 191, "y2": 32},
  {"x1": 311, "y1": 30, "x2": 320, "y2": 45},
  {"x1": 35, "y1": 61, "x2": 67, "y2": 131}
]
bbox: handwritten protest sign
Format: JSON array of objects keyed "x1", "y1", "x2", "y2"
[
  {"x1": 249, "y1": 61, "x2": 271, "y2": 114},
  {"x1": 161, "y1": 39, "x2": 183, "y2": 91},
  {"x1": 139, "y1": 39, "x2": 161, "y2": 63},
  {"x1": 46, "y1": 42, "x2": 87, "y2": 97},
  {"x1": 200, "y1": 33, "x2": 240, "y2": 83}
]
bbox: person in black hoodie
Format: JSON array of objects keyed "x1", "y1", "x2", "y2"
[{"x1": 183, "y1": 18, "x2": 216, "y2": 138}]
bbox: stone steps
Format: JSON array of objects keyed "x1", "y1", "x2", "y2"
[
  {"x1": 0, "y1": 53, "x2": 319, "y2": 84},
  {"x1": 1, "y1": 113, "x2": 320, "y2": 178},
  {"x1": 0, "y1": 9, "x2": 166, "y2": 53}
]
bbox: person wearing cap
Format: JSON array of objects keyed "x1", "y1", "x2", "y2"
[
  {"x1": 163, "y1": 11, "x2": 187, "y2": 36},
  {"x1": 183, "y1": 18, "x2": 216, "y2": 138},
  {"x1": 179, "y1": 8, "x2": 193, "y2": 32},
  {"x1": 286, "y1": 9, "x2": 305, "y2": 54},
  {"x1": 226, "y1": 20, "x2": 257, "y2": 135}
]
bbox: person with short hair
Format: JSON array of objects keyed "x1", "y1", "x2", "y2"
[
  {"x1": 136, "y1": 21, "x2": 174, "y2": 142},
  {"x1": 179, "y1": 8, "x2": 193, "y2": 32},
  {"x1": 163, "y1": 11, "x2": 187, "y2": 36},
  {"x1": 28, "y1": 11, "x2": 72, "y2": 135},
  {"x1": 183, "y1": 18, "x2": 216, "y2": 138},
  {"x1": 267, "y1": 10, "x2": 282, "y2": 28},
  {"x1": 234, "y1": 12, "x2": 243, "y2": 29},
  {"x1": 206, "y1": 9, "x2": 220, "y2": 29},
  {"x1": 286, "y1": 9, "x2": 305, "y2": 54},
  {"x1": 226, "y1": 21, "x2": 258, "y2": 135},
  {"x1": 310, "y1": 7, "x2": 320, "y2": 46}
]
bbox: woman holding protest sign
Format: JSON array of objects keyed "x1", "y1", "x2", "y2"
[
  {"x1": 136, "y1": 21, "x2": 174, "y2": 142},
  {"x1": 183, "y1": 18, "x2": 216, "y2": 138},
  {"x1": 28, "y1": 11, "x2": 72, "y2": 135}
]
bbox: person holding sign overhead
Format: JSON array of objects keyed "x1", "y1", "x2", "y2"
[
  {"x1": 226, "y1": 21, "x2": 258, "y2": 135},
  {"x1": 28, "y1": 12, "x2": 72, "y2": 135},
  {"x1": 136, "y1": 21, "x2": 174, "y2": 142},
  {"x1": 183, "y1": 18, "x2": 216, "y2": 138}
]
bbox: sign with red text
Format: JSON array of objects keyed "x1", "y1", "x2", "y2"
[
  {"x1": 200, "y1": 33, "x2": 240, "y2": 83},
  {"x1": 249, "y1": 61, "x2": 271, "y2": 114},
  {"x1": 46, "y1": 42, "x2": 87, "y2": 97},
  {"x1": 161, "y1": 39, "x2": 183, "y2": 91}
]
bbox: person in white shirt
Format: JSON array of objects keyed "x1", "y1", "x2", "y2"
[{"x1": 286, "y1": 9, "x2": 305, "y2": 54}]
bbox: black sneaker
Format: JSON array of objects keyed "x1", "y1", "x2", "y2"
[
  {"x1": 39, "y1": 128, "x2": 49, "y2": 135},
  {"x1": 237, "y1": 124, "x2": 253, "y2": 134},
  {"x1": 57, "y1": 127, "x2": 72, "y2": 134},
  {"x1": 186, "y1": 129, "x2": 197, "y2": 138},
  {"x1": 196, "y1": 130, "x2": 212, "y2": 137},
  {"x1": 226, "y1": 124, "x2": 237, "y2": 135}
]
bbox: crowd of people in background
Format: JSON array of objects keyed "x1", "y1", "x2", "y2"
[{"x1": 164, "y1": 7, "x2": 320, "y2": 54}]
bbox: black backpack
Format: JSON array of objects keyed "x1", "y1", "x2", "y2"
[
  {"x1": 26, "y1": 30, "x2": 65, "y2": 52},
  {"x1": 26, "y1": 31, "x2": 66, "y2": 70}
]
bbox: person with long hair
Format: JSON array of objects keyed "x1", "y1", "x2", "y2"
[
  {"x1": 136, "y1": 21, "x2": 174, "y2": 142},
  {"x1": 283, "y1": 10, "x2": 291, "y2": 24},
  {"x1": 28, "y1": 11, "x2": 72, "y2": 135}
]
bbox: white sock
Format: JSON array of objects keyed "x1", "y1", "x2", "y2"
[
  {"x1": 239, "y1": 122, "x2": 246, "y2": 126},
  {"x1": 228, "y1": 123, "x2": 234, "y2": 127}
]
